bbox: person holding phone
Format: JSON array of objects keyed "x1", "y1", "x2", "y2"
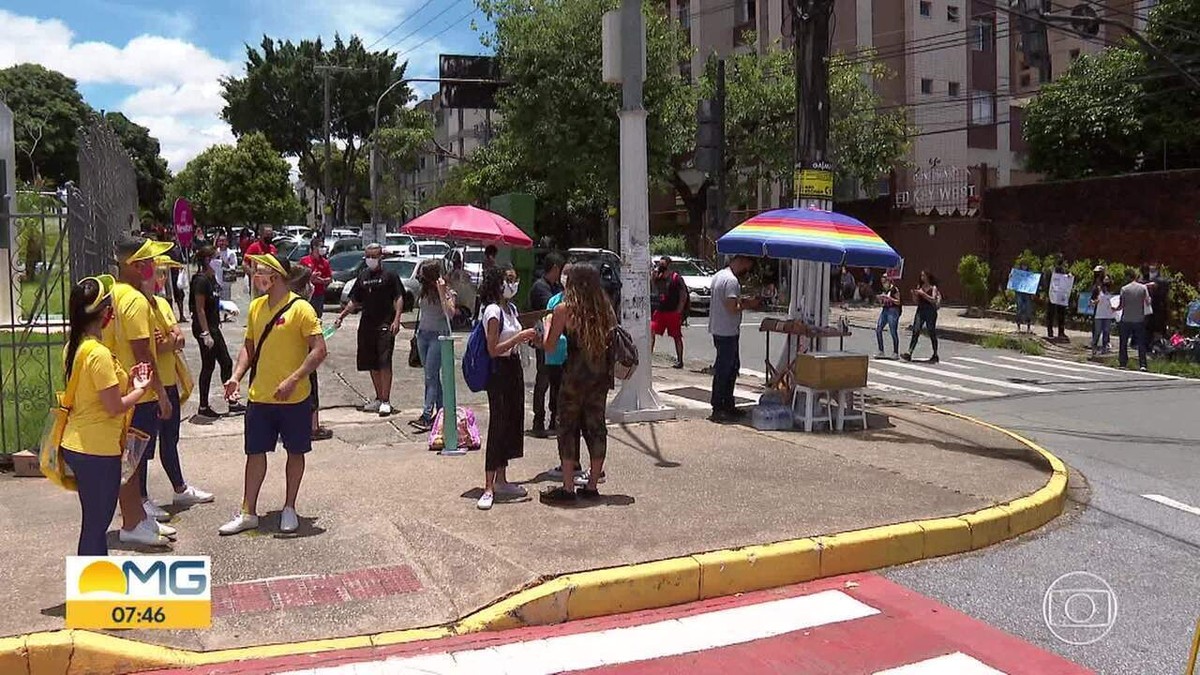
[
  {"x1": 708, "y1": 255, "x2": 760, "y2": 423},
  {"x1": 875, "y1": 275, "x2": 902, "y2": 358},
  {"x1": 902, "y1": 270, "x2": 941, "y2": 364}
]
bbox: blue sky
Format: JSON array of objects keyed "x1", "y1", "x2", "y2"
[{"x1": 0, "y1": 0, "x2": 492, "y2": 170}]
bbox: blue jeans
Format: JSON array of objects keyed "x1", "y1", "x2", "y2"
[
  {"x1": 876, "y1": 306, "x2": 900, "y2": 354},
  {"x1": 62, "y1": 448, "x2": 121, "y2": 556},
  {"x1": 139, "y1": 385, "x2": 185, "y2": 497},
  {"x1": 417, "y1": 329, "x2": 447, "y2": 420},
  {"x1": 1092, "y1": 318, "x2": 1112, "y2": 352},
  {"x1": 711, "y1": 335, "x2": 740, "y2": 413},
  {"x1": 1118, "y1": 321, "x2": 1147, "y2": 369}
]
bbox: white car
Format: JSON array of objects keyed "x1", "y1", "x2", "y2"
[
  {"x1": 444, "y1": 246, "x2": 486, "y2": 285},
  {"x1": 383, "y1": 232, "x2": 416, "y2": 257},
  {"x1": 411, "y1": 240, "x2": 450, "y2": 260}
]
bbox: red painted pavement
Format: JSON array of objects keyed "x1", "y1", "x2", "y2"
[
  {"x1": 148, "y1": 574, "x2": 1092, "y2": 675},
  {"x1": 211, "y1": 565, "x2": 421, "y2": 618}
]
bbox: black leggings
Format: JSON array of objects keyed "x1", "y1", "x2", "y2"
[
  {"x1": 909, "y1": 306, "x2": 939, "y2": 356},
  {"x1": 485, "y1": 356, "x2": 525, "y2": 472},
  {"x1": 196, "y1": 327, "x2": 233, "y2": 408}
]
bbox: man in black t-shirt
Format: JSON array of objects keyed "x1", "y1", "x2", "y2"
[
  {"x1": 650, "y1": 256, "x2": 687, "y2": 368},
  {"x1": 529, "y1": 253, "x2": 564, "y2": 436},
  {"x1": 334, "y1": 244, "x2": 404, "y2": 417}
]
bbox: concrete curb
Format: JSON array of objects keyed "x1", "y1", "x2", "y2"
[{"x1": 5, "y1": 408, "x2": 1069, "y2": 674}]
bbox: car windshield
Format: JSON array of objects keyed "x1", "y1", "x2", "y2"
[
  {"x1": 463, "y1": 249, "x2": 485, "y2": 264},
  {"x1": 385, "y1": 234, "x2": 410, "y2": 245},
  {"x1": 383, "y1": 260, "x2": 417, "y2": 278},
  {"x1": 418, "y1": 243, "x2": 448, "y2": 256},
  {"x1": 668, "y1": 260, "x2": 704, "y2": 276},
  {"x1": 329, "y1": 253, "x2": 362, "y2": 272}
]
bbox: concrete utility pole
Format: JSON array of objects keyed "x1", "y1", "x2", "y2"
[
  {"x1": 608, "y1": 0, "x2": 668, "y2": 422},
  {"x1": 314, "y1": 65, "x2": 363, "y2": 236},
  {"x1": 788, "y1": 0, "x2": 837, "y2": 340}
]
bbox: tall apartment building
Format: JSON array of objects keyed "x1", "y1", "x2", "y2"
[
  {"x1": 398, "y1": 93, "x2": 499, "y2": 212},
  {"x1": 665, "y1": 0, "x2": 1146, "y2": 211}
]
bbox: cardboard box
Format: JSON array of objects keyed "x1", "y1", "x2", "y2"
[{"x1": 793, "y1": 352, "x2": 868, "y2": 390}]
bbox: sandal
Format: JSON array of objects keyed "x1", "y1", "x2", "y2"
[
  {"x1": 539, "y1": 487, "x2": 578, "y2": 506},
  {"x1": 577, "y1": 486, "x2": 601, "y2": 500}
]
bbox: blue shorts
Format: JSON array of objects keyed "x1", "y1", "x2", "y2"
[
  {"x1": 244, "y1": 402, "x2": 313, "y2": 455},
  {"x1": 131, "y1": 400, "x2": 162, "y2": 460}
]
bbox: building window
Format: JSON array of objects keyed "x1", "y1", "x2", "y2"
[
  {"x1": 677, "y1": 3, "x2": 690, "y2": 31},
  {"x1": 735, "y1": 0, "x2": 756, "y2": 25},
  {"x1": 920, "y1": 78, "x2": 933, "y2": 95},
  {"x1": 948, "y1": 81, "x2": 961, "y2": 97},
  {"x1": 1069, "y1": 48, "x2": 1081, "y2": 62},
  {"x1": 1019, "y1": 72, "x2": 1031, "y2": 88},
  {"x1": 970, "y1": 90, "x2": 995, "y2": 125},
  {"x1": 920, "y1": 1, "x2": 932, "y2": 18},
  {"x1": 947, "y1": 5, "x2": 960, "y2": 22},
  {"x1": 971, "y1": 17, "x2": 995, "y2": 51}
]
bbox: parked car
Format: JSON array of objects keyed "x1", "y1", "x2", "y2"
[
  {"x1": 566, "y1": 248, "x2": 622, "y2": 309},
  {"x1": 383, "y1": 232, "x2": 416, "y2": 257},
  {"x1": 324, "y1": 250, "x2": 365, "y2": 307},
  {"x1": 340, "y1": 256, "x2": 421, "y2": 311},
  {"x1": 411, "y1": 240, "x2": 450, "y2": 260},
  {"x1": 667, "y1": 258, "x2": 714, "y2": 315},
  {"x1": 443, "y1": 245, "x2": 486, "y2": 285},
  {"x1": 330, "y1": 237, "x2": 364, "y2": 256},
  {"x1": 330, "y1": 228, "x2": 357, "y2": 240}
]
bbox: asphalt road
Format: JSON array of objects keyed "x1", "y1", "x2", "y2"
[{"x1": 659, "y1": 310, "x2": 1200, "y2": 674}]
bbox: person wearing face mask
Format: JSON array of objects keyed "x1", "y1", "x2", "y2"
[
  {"x1": 102, "y1": 236, "x2": 178, "y2": 546},
  {"x1": 214, "y1": 235, "x2": 238, "y2": 304},
  {"x1": 192, "y1": 246, "x2": 244, "y2": 418},
  {"x1": 220, "y1": 253, "x2": 328, "y2": 535},
  {"x1": 334, "y1": 243, "x2": 404, "y2": 417},
  {"x1": 299, "y1": 236, "x2": 333, "y2": 318},
  {"x1": 138, "y1": 256, "x2": 215, "y2": 520},
  {"x1": 476, "y1": 266, "x2": 538, "y2": 510},
  {"x1": 242, "y1": 226, "x2": 277, "y2": 298},
  {"x1": 288, "y1": 266, "x2": 333, "y2": 441},
  {"x1": 60, "y1": 274, "x2": 155, "y2": 555},
  {"x1": 708, "y1": 255, "x2": 760, "y2": 423}
]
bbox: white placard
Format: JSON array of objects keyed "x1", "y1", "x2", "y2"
[{"x1": 1049, "y1": 273, "x2": 1073, "y2": 307}]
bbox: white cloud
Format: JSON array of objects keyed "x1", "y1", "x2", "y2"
[{"x1": 0, "y1": 9, "x2": 236, "y2": 171}]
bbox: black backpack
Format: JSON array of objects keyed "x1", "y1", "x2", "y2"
[{"x1": 610, "y1": 325, "x2": 638, "y2": 380}]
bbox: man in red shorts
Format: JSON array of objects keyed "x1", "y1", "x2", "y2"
[{"x1": 650, "y1": 255, "x2": 687, "y2": 369}]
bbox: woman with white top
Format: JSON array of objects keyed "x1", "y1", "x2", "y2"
[
  {"x1": 477, "y1": 266, "x2": 538, "y2": 510},
  {"x1": 1091, "y1": 275, "x2": 1116, "y2": 356}
]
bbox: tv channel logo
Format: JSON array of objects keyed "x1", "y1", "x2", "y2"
[
  {"x1": 1042, "y1": 571, "x2": 1117, "y2": 645},
  {"x1": 65, "y1": 556, "x2": 211, "y2": 629}
]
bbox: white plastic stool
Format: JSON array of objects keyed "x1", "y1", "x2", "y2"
[
  {"x1": 791, "y1": 385, "x2": 833, "y2": 432},
  {"x1": 834, "y1": 388, "x2": 867, "y2": 431}
]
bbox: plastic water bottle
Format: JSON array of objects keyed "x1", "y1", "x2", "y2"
[{"x1": 322, "y1": 323, "x2": 338, "y2": 340}]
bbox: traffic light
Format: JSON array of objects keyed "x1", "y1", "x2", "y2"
[{"x1": 695, "y1": 97, "x2": 724, "y2": 176}]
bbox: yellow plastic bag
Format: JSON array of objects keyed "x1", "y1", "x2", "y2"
[
  {"x1": 38, "y1": 392, "x2": 77, "y2": 491},
  {"x1": 175, "y1": 353, "x2": 194, "y2": 405}
]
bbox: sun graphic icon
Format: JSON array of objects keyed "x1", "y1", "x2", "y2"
[{"x1": 78, "y1": 561, "x2": 126, "y2": 595}]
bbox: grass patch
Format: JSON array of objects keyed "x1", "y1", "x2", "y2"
[
  {"x1": 979, "y1": 333, "x2": 1046, "y2": 356},
  {"x1": 1147, "y1": 360, "x2": 1200, "y2": 379},
  {"x1": 20, "y1": 272, "x2": 69, "y2": 320},
  {"x1": 0, "y1": 331, "x2": 66, "y2": 454}
]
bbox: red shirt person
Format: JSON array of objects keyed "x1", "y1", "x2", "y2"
[
  {"x1": 299, "y1": 236, "x2": 333, "y2": 318},
  {"x1": 650, "y1": 256, "x2": 688, "y2": 369},
  {"x1": 242, "y1": 227, "x2": 277, "y2": 297}
]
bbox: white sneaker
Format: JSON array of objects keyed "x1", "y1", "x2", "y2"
[
  {"x1": 157, "y1": 521, "x2": 177, "y2": 538},
  {"x1": 378, "y1": 402, "x2": 393, "y2": 417},
  {"x1": 119, "y1": 518, "x2": 169, "y2": 546},
  {"x1": 477, "y1": 491, "x2": 494, "y2": 510},
  {"x1": 575, "y1": 470, "x2": 608, "y2": 486},
  {"x1": 361, "y1": 399, "x2": 381, "y2": 413},
  {"x1": 280, "y1": 506, "x2": 299, "y2": 533},
  {"x1": 495, "y1": 482, "x2": 528, "y2": 498},
  {"x1": 143, "y1": 499, "x2": 171, "y2": 522},
  {"x1": 173, "y1": 485, "x2": 215, "y2": 506},
  {"x1": 218, "y1": 512, "x2": 259, "y2": 536}
]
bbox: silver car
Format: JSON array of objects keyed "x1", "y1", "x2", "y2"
[{"x1": 340, "y1": 256, "x2": 423, "y2": 311}]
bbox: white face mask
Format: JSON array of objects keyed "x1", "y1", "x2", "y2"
[
  {"x1": 503, "y1": 281, "x2": 519, "y2": 299},
  {"x1": 365, "y1": 257, "x2": 380, "y2": 270},
  {"x1": 318, "y1": 246, "x2": 328, "y2": 256}
]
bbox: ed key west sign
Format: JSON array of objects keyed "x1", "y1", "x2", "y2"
[
  {"x1": 66, "y1": 556, "x2": 211, "y2": 629},
  {"x1": 893, "y1": 164, "x2": 979, "y2": 214}
]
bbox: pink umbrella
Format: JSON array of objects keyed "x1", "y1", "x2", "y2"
[{"x1": 400, "y1": 205, "x2": 533, "y2": 248}]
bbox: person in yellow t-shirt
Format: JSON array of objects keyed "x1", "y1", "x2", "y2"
[
  {"x1": 219, "y1": 253, "x2": 327, "y2": 536},
  {"x1": 134, "y1": 256, "x2": 215, "y2": 519},
  {"x1": 102, "y1": 236, "x2": 177, "y2": 547},
  {"x1": 60, "y1": 274, "x2": 154, "y2": 555}
]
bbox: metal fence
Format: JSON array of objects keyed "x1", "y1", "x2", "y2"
[{"x1": 0, "y1": 116, "x2": 137, "y2": 454}]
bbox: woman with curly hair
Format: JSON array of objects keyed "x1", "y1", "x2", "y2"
[
  {"x1": 540, "y1": 263, "x2": 615, "y2": 506},
  {"x1": 476, "y1": 266, "x2": 538, "y2": 510}
]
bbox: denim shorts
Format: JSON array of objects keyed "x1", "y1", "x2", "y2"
[{"x1": 244, "y1": 402, "x2": 313, "y2": 455}]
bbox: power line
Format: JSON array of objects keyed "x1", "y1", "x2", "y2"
[
  {"x1": 396, "y1": 7, "x2": 480, "y2": 60},
  {"x1": 381, "y1": 0, "x2": 470, "y2": 54},
  {"x1": 366, "y1": 0, "x2": 442, "y2": 50}
]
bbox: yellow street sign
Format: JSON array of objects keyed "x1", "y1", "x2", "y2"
[{"x1": 795, "y1": 169, "x2": 834, "y2": 200}]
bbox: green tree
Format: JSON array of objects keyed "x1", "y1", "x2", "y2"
[
  {"x1": 1022, "y1": 47, "x2": 1148, "y2": 179},
  {"x1": 104, "y1": 112, "x2": 171, "y2": 219},
  {"x1": 475, "y1": 0, "x2": 694, "y2": 236},
  {"x1": 166, "y1": 134, "x2": 300, "y2": 227},
  {"x1": 1142, "y1": 0, "x2": 1200, "y2": 168},
  {"x1": 221, "y1": 35, "x2": 413, "y2": 226},
  {"x1": 0, "y1": 64, "x2": 94, "y2": 184}
]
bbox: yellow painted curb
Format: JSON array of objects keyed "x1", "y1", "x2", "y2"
[{"x1": 7, "y1": 408, "x2": 1070, "y2": 675}]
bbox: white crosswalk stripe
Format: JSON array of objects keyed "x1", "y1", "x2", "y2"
[
  {"x1": 1015, "y1": 353, "x2": 1181, "y2": 380},
  {"x1": 871, "y1": 371, "x2": 1003, "y2": 398},
  {"x1": 950, "y1": 357, "x2": 1091, "y2": 382},
  {"x1": 874, "y1": 652, "x2": 1006, "y2": 674},
  {"x1": 938, "y1": 361, "x2": 975, "y2": 371},
  {"x1": 866, "y1": 382, "x2": 962, "y2": 402},
  {"x1": 874, "y1": 360, "x2": 1053, "y2": 393}
]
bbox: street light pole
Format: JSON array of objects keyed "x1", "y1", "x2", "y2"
[{"x1": 370, "y1": 77, "x2": 411, "y2": 235}]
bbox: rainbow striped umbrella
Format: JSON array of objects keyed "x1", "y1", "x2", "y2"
[{"x1": 717, "y1": 208, "x2": 900, "y2": 268}]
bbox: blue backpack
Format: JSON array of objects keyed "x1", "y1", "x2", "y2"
[{"x1": 462, "y1": 319, "x2": 492, "y2": 392}]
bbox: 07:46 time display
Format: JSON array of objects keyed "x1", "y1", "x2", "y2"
[{"x1": 111, "y1": 605, "x2": 167, "y2": 624}]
